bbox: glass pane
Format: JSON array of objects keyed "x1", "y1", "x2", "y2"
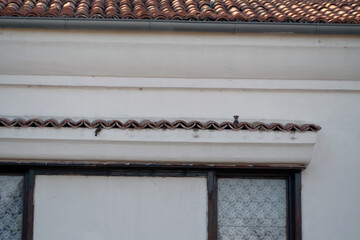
[
  {"x1": 0, "y1": 175, "x2": 24, "y2": 240},
  {"x1": 218, "y1": 178, "x2": 287, "y2": 240}
]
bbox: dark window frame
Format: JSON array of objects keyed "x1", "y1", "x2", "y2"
[{"x1": 0, "y1": 163, "x2": 302, "y2": 240}]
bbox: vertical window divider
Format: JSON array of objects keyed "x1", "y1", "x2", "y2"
[
  {"x1": 294, "y1": 172, "x2": 302, "y2": 240},
  {"x1": 288, "y1": 174, "x2": 294, "y2": 240},
  {"x1": 207, "y1": 171, "x2": 218, "y2": 240},
  {"x1": 22, "y1": 169, "x2": 35, "y2": 240},
  {"x1": 288, "y1": 171, "x2": 302, "y2": 240}
]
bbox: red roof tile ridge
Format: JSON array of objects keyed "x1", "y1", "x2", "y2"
[
  {"x1": 0, "y1": 0, "x2": 360, "y2": 24},
  {"x1": 0, "y1": 117, "x2": 322, "y2": 132}
]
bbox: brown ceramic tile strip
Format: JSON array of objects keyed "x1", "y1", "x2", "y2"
[
  {"x1": 0, "y1": 118, "x2": 321, "y2": 132},
  {"x1": 1, "y1": 0, "x2": 360, "y2": 23}
]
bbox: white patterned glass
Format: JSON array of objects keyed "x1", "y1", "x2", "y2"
[
  {"x1": 218, "y1": 178, "x2": 287, "y2": 240},
  {"x1": 0, "y1": 175, "x2": 23, "y2": 240}
]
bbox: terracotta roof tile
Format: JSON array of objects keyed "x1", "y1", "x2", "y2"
[
  {"x1": 0, "y1": 0, "x2": 359, "y2": 23},
  {"x1": 0, "y1": 117, "x2": 321, "y2": 132}
]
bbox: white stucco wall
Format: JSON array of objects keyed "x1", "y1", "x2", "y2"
[{"x1": 0, "y1": 29, "x2": 360, "y2": 240}]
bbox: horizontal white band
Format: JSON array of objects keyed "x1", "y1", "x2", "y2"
[
  {"x1": 0, "y1": 75, "x2": 359, "y2": 91},
  {"x1": 0, "y1": 128, "x2": 317, "y2": 167}
]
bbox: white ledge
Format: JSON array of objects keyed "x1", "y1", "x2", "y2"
[
  {"x1": 0, "y1": 128, "x2": 317, "y2": 168},
  {"x1": 1, "y1": 75, "x2": 360, "y2": 91}
]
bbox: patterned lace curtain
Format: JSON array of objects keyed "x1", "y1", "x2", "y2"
[
  {"x1": 218, "y1": 178, "x2": 287, "y2": 240},
  {"x1": 0, "y1": 176, "x2": 23, "y2": 240}
]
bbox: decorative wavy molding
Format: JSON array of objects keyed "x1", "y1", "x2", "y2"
[{"x1": 0, "y1": 118, "x2": 321, "y2": 133}]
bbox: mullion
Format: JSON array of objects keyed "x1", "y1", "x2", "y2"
[
  {"x1": 294, "y1": 172, "x2": 302, "y2": 240},
  {"x1": 22, "y1": 169, "x2": 35, "y2": 240},
  {"x1": 208, "y1": 171, "x2": 218, "y2": 240}
]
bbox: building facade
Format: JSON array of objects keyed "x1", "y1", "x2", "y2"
[{"x1": 1, "y1": 1, "x2": 360, "y2": 239}]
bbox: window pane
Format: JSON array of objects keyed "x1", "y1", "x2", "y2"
[
  {"x1": 0, "y1": 175, "x2": 23, "y2": 240},
  {"x1": 218, "y1": 178, "x2": 287, "y2": 240},
  {"x1": 34, "y1": 176, "x2": 207, "y2": 240}
]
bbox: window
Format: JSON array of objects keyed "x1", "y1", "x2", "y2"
[
  {"x1": 0, "y1": 165, "x2": 301, "y2": 240},
  {"x1": 209, "y1": 171, "x2": 301, "y2": 240}
]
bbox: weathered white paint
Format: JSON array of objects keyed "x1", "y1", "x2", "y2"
[
  {"x1": 0, "y1": 85, "x2": 358, "y2": 122},
  {"x1": 0, "y1": 29, "x2": 359, "y2": 240},
  {"x1": 1, "y1": 29, "x2": 360, "y2": 80},
  {"x1": 34, "y1": 176, "x2": 207, "y2": 240},
  {"x1": 0, "y1": 128, "x2": 316, "y2": 165}
]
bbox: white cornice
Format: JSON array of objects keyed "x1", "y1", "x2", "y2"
[{"x1": 0, "y1": 127, "x2": 317, "y2": 168}]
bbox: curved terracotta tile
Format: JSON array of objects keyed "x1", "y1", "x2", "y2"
[
  {"x1": 0, "y1": 118, "x2": 322, "y2": 132},
  {"x1": 152, "y1": 13, "x2": 167, "y2": 19},
  {"x1": 0, "y1": 0, "x2": 8, "y2": 10},
  {"x1": 0, "y1": 1, "x2": 360, "y2": 24},
  {"x1": 43, "y1": 118, "x2": 61, "y2": 128}
]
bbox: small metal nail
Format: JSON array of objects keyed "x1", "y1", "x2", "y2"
[{"x1": 233, "y1": 115, "x2": 239, "y2": 125}]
